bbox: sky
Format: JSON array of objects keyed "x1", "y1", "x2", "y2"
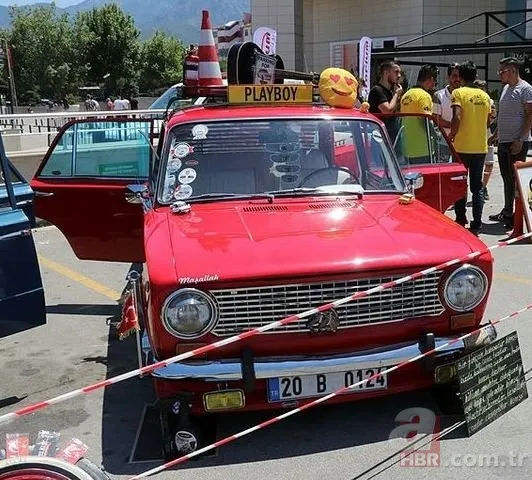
[{"x1": 0, "y1": 0, "x2": 84, "y2": 6}]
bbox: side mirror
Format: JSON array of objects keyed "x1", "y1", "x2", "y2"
[
  {"x1": 125, "y1": 184, "x2": 149, "y2": 204},
  {"x1": 404, "y1": 172, "x2": 424, "y2": 194}
]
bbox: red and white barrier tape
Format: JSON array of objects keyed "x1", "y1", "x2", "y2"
[
  {"x1": 0, "y1": 231, "x2": 530, "y2": 426},
  {"x1": 130, "y1": 301, "x2": 532, "y2": 479}
]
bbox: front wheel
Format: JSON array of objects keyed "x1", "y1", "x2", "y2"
[{"x1": 0, "y1": 457, "x2": 110, "y2": 480}]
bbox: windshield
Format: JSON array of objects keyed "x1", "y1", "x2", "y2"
[
  {"x1": 158, "y1": 118, "x2": 406, "y2": 204},
  {"x1": 149, "y1": 84, "x2": 185, "y2": 110}
]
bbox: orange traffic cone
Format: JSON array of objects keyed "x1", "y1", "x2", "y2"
[
  {"x1": 509, "y1": 195, "x2": 526, "y2": 239},
  {"x1": 183, "y1": 45, "x2": 199, "y2": 87},
  {"x1": 198, "y1": 10, "x2": 223, "y2": 86}
]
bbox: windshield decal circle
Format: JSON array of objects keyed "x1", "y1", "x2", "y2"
[
  {"x1": 168, "y1": 159, "x2": 182, "y2": 172},
  {"x1": 192, "y1": 124, "x2": 209, "y2": 140},
  {"x1": 174, "y1": 184, "x2": 193, "y2": 199},
  {"x1": 178, "y1": 168, "x2": 197, "y2": 184},
  {"x1": 172, "y1": 142, "x2": 194, "y2": 159}
]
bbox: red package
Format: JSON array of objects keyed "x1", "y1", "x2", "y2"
[
  {"x1": 6, "y1": 433, "x2": 30, "y2": 458},
  {"x1": 55, "y1": 438, "x2": 89, "y2": 464}
]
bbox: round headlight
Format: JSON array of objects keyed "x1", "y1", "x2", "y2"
[
  {"x1": 444, "y1": 265, "x2": 488, "y2": 312},
  {"x1": 162, "y1": 289, "x2": 218, "y2": 339}
]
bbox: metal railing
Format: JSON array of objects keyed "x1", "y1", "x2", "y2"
[{"x1": 0, "y1": 109, "x2": 166, "y2": 148}]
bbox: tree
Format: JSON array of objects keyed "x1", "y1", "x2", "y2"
[
  {"x1": 7, "y1": 5, "x2": 79, "y2": 102},
  {"x1": 139, "y1": 30, "x2": 184, "y2": 94},
  {"x1": 74, "y1": 3, "x2": 140, "y2": 97}
]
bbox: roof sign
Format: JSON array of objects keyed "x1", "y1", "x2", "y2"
[{"x1": 228, "y1": 85, "x2": 313, "y2": 104}]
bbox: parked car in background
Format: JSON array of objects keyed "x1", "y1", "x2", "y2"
[{"x1": 0, "y1": 136, "x2": 45, "y2": 338}]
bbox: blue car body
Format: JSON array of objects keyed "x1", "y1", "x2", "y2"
[{"x1": 0, "y1": 135, "x2": 46, "y2": 338}]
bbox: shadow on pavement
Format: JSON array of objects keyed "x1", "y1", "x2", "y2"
[
  {"x1": 46, "y1": 304, "x2": 118, "y2": 316},
  {"x1": 480, "y1": 221, "x2": 511, "y2": 237}
]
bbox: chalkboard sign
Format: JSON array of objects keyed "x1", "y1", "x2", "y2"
[{"x1": 456, "y1": 331, "x2": 528, "y2": 436}]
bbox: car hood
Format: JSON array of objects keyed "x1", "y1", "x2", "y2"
[{"x1": 159, "y1": 196, "x2": 482, "y2": 284}]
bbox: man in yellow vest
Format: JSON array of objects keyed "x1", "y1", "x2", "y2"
[
  {"x1": 400, "y1": 64, "x2": 438, "y2": 164},
  {"x1": 449, "y1": 61, "x2": 492, "y2": 236}
]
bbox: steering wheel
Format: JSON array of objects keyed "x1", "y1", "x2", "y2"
[{"x1": 298, "y1": 166, "x2": 359, "y2": 188}]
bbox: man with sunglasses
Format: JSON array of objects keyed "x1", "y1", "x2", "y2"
[{"x1": 488, "y1": 57, "x2": 532, "y2": 229}]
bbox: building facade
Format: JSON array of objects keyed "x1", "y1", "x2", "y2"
[
  {"x1": 214, "y1": 13, "x2": 253, "y2": 59},
  {"x1": 251, "y1": 0, "x2": 531, "y2": 88}
]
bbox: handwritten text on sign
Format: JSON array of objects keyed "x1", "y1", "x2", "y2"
[
  {"x1": 456, "y1": 331, "x2": 528, "y2": 436},
  {"x1": 228, "y1": 85, "x2": 313, "y2": 104}
]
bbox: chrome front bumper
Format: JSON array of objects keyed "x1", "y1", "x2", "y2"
[{"x1": 143, "y1": 324, "x2": 497, "y2": 382}]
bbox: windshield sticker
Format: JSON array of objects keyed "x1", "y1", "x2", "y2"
[
  {"x1": 179, "y1": 274, "x2": 219, "y2": 285},
  {"x1": 167, "y1": 158, "x2": 182, "y2": 172},
  {"x1": 172, "y1": 142, "x2": 194, "y2": 159},
  {"x1": 192, "y1": 124, "x2": 209, "y2": 140},
  {"x1": 178, "y1": 167, "x2": 197, "y2": 184},
  {"x1": 372, "y1": 130, "x2": 383, "y2": 143},
  {"x1": 174, "y1": 184, "x2": 193, "y2": 200}
]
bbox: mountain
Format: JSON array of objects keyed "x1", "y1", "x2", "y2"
[
  {"x1": 0, "y1": 1, "x2": 83, "y2": 6},
  {"x1": 0, "y1": 0, "x2": 251, "y2": 44}
]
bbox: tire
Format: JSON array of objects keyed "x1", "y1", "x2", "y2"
[
  {"x1": 74, "y1": 459, "x2": 111, "y2": 480},
  {"x1": 0, "y1": 457, "x2": 97, "y2": 480}
]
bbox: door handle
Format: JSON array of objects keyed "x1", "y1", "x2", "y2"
[{"x1": 34, "y1": 191, "x2": 54, "y2": 197}]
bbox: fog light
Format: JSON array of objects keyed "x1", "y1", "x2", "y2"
[
  {"x1": 203, "y1": 390, "x2": 245, "y2": 412},
  {"x1": 435, "y1": 364, "x2": 457, "y2": 384}
]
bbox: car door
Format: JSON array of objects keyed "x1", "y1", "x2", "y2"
[
  {"x1": 376, "y1": 113, "x2": 467, "y2": 213},
  {"x1": 30, "y1": 119, "x2": 154, "y2": 262},
  {"x1": 0, "y1": 135, "x2": 46, "y2": 338}
]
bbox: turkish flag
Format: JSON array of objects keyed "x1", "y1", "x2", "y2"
[{"x1": 116, "y1": 289, "x2": 140, "y2": 340}]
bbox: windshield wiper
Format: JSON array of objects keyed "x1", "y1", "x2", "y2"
[
  {"x1": 266, "y1": 185, "x2": 364, "y2": 197},
  {"x1": 185, "y1": 193, "x2": 275, "y2": 203}
]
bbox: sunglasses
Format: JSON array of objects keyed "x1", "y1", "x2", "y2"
[
  {"x1": 498, "y1": 68, "x2": 511, "y2": 75},
  {"x1": 270, "y1": 152, "x2": 300, "y2": 163},
  {"x1": 270, "y1": 162, "x2": 301, "y2": 176},
  {"x1": 264, "y1": 142, "x2": 302, "y2": 154}
]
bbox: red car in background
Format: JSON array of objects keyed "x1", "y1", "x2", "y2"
[{"x1": 30, "y1": 83, "x2": 495, "y2": 459}]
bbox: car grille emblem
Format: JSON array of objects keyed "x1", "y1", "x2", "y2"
[{"x1": 306, "y1": 308, "x2": 340, "y2": 333}]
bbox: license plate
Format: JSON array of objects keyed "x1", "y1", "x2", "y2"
[{"x1": 267, "y1": 367, "x2": 388, "y2": 402}]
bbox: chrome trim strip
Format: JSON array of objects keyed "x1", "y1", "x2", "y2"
[
  {"x1": 149, "y1": 336, "x2": 469, "y2": 381},
  {"x1": 0, "y1": 229, "x2": 30, "y2": 241}
]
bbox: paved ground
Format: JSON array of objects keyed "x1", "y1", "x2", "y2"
[{"x1": 1, "y1": 164, "x2": 532, "y2": 480}]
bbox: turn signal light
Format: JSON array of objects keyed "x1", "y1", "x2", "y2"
[
  {"x1": 435, "y1": 364, "x2": 457, "y2": 384},
  {"x1": 450, "y1": 313, "x2": 476, "y2": 330},
  {"x1": 203, "y1": 390, "x2": 245, "y2": 412}
]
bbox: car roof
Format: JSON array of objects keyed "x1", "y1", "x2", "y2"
[{"x1": 166, "y1": 104, "x2": 382, "y2": 127}]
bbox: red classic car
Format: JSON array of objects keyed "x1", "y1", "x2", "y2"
[{"x1": 30, "y1": 83, "x2": 496, "y2": 458}]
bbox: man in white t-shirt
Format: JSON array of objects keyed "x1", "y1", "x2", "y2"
[
  {"x1": 113, "y1": 96, "x2": 127, "y2": 111},
  {"x1": 433, "y1": 62, "x2": 461, "y2": 136}
]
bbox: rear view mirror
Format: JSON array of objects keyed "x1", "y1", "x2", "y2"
[
  {"x1": 125, "y1": 184, "x2": 149, "y2": 204},
  {"x1": 404, "y1": 172, "x2": 424, "y2": 194}
]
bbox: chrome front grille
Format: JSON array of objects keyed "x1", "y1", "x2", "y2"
[{"x1": 210, "y1": 273, "x2": 444, "y2": 336}]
